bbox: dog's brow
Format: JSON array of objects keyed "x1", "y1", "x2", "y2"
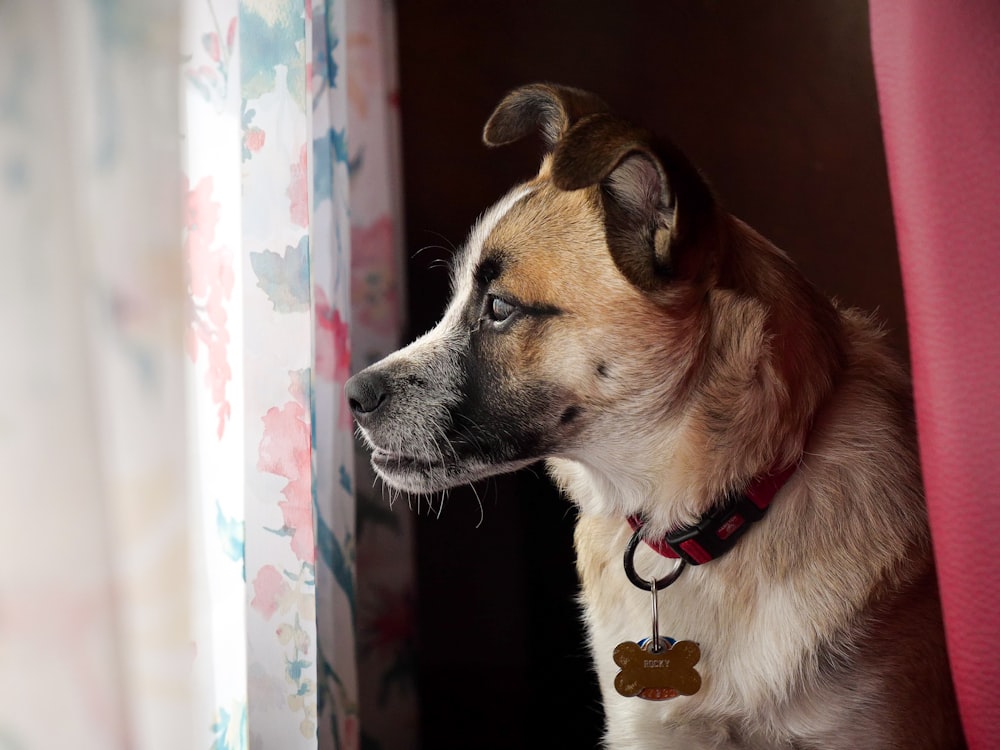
[{"x1": 466, "y1": 184, "x2": 536, "y2": 256}]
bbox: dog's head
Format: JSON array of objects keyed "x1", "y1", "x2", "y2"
[{"x1": 346, "y1": 83, "x2": 839, "y2": 515}]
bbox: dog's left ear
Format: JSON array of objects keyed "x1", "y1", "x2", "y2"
[{"x1": 551, "y1": 114, "x2": 717, "y2": 291}]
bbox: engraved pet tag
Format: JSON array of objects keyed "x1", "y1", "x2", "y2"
[{"x1": 613, "y1": 638, "x2": 702, "y2": 701}]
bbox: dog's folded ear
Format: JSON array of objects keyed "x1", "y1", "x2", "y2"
[
  {"x1": 552, "y1": 113, "x2": 717, "y2": 291},
  {"x1": 484, "y1": 84, "x2": 717, "y2": 291},
  {"x1": 482, "y1": 82, "x2": 610, "y2": 148}
]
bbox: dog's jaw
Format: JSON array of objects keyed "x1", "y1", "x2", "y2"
[{"x1": 366, "y1": 446, "x2": 540, "y2": 495}]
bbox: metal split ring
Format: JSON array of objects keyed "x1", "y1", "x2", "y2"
[{"x1": 623, "y1": 527, "x2": 687, "y2": 591}]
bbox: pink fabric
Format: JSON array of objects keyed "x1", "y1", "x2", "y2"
[{"x1": 869, "y1": 2, "x2": 1000, "y2": 747}]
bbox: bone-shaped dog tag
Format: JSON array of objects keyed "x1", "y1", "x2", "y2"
[{"x1": 613, "y1": 638, "x2": 702, "y2": 700}]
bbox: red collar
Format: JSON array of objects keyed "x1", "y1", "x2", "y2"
[{"x1": 627, "y1": 463, "x2": 798, "y2": 565}]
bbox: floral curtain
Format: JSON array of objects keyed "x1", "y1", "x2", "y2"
[{"x1": 0, "y1": 0, "x2": 415, "y2": 748}]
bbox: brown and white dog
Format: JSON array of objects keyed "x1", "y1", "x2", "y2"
[{"x1": 345, "y1": 83, "x2": 965, "y2": 749}]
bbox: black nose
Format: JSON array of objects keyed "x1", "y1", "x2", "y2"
[{"x1": 345, "y1": 369, "x2": 390, "y2": 425}]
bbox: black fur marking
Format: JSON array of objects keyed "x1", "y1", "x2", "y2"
[
  {"x1": 450, "y1": 334, "x2": 567, "y2": 462},
  {"x1": 560, "y1": 406, "x2": 581, "y2": 424},
  {"x1": 596, "y1": 361, "x2": 609, "y2": 378},
  {"x1": 522, "y1": 301, "x2": 563, "y2": 318},
  {"x1": 475, "y1": 253, "x2": 505, "y2": 287}
]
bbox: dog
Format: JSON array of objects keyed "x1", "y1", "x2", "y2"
[{"x1": 345, "y1": 83, "x2": 965, "y2": 749}]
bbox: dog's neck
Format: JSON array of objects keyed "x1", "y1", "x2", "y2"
[
  {"x1": 625, "y1": 461, "x2": 798, "y2": 565},
  {"x1": 548, "y1": 218, "x2": 843, "y2": 535}
]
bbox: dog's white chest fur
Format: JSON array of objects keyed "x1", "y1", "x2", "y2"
[{"x1": 573, "y1": 511, "x2": 890, "y2": 750}]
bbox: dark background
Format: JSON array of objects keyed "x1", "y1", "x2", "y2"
[{"x1": 393, "y1": 2, "x2": 901, "y2": 748}]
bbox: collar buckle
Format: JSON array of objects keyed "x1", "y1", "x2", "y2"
[{"x1": 662, "y1": 491, "x2": 767, "y2": 565}]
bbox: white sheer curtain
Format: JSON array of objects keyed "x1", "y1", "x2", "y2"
[{"x1": 0, "y1": 1, "x2": 415, "y2": 748}]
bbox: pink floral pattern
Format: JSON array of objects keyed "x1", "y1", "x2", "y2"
[
  {"x1": 251, "y1": 564, "x2": 288, "y2": 620},
  {"x1": 314, "y1": 285, "x2": 353, "y2": 431},
  {"x1": 257, "y1": 398, "x2": 316, "y2": 565},
  {"x1": 351, "y1": 216, "x2": 400, "y2": 336},
  {"x1": 184, "y1": 175, "x2": 234, "y2": 439},
  {"x1": 185, "y1": 10, "x2": 237, "y2": 103},
  {"x1": 288, "y1": 144, "x2": 309, "y2": 228}
]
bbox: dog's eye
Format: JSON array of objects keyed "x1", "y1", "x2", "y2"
[{"x1": 487, "y1": 295, "x2": 516, "y2": 323}]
